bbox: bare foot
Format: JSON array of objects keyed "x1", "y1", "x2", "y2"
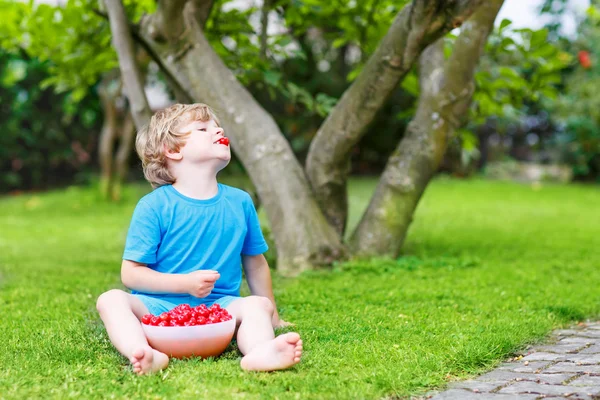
[
  {"x1": 129, "y1": 345, "x2": 169, "y2": 375},
  {"x1": 240, "y1": 332, "x2": 303, "y2": 372}
]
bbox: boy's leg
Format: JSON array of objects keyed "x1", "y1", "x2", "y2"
[
  {"x1": 96, "y1": 289, "x2": 169, "y2": 375},
  {"x1": 225, "y1": 296, "x2": 302, "y2": 371}
]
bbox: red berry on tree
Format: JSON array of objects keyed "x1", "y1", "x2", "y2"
[{"x1": 579, "y1": 50, "x2": 592, "y2": 69}]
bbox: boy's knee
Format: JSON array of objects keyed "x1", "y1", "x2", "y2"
[
  {"x1": 96, "y1": 289, "x2": 126, "y2": 313},
  {"x1": 243, "y1": 296, "x2": 274, "y2": 315}
]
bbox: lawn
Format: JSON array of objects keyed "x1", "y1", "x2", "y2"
[{"x1": 1, "y1": 177, "x2": 599, "y2": 399}]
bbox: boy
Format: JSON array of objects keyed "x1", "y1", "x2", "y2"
[{"x1": 96, "y1": 103, "x2": 302, "y2": 375}]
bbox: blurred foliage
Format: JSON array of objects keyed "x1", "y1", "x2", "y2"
[
  {"x1": 548, "y1": 5, "x2": 600, "y2": 180},
  {"x1": 0, "y1": 49, "x2": 102, "y2": 192},
  {"x1": 0, "y1": 0, "x2": 594, "y2": 191},
  {"x1": 440, "y1": 22, "x2": 570, "y2": 172}
]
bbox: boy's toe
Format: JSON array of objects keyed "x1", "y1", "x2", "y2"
[
  {"x1": 132, "y1": 348, "x2": 145, "y2": 359},
  {"x1": 284, "y1": 332, "x2": 300, "y2": 344}
]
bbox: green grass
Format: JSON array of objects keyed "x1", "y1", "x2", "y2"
[{"x1": 1, "y1": 177, "x2": 599, "y2": 399}]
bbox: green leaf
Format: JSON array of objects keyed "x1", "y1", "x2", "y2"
[
  {"x1": 498, "y1": 67, "x2": 520, "y2": 79},
  {"x1": 499, "y1": 19, "x2": 512, "y2": 32},
  {"x1": 401, "y1": 71, "x2": 419, "y2": 96},
  {"x1": 263, "y1": 70, "x2": 282, "y2": 87},
  {"x1": 332, "y1": 37, "x2": 347, "y2": 48}
]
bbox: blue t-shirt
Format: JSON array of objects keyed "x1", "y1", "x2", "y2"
[{"x1": 122, "y1": 183, "x2": 268, "y2": 304}]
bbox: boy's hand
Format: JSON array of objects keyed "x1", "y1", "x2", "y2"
[{"x1": 186, "y1": 270, "x2": 220, "y2": 298}]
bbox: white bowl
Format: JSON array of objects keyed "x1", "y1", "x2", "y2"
[{"x1": 142, "y1": 317, "x2": 236, "y2": 359}]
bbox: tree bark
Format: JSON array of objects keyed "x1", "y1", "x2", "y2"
[
  {"x1": 98, "y1": 75, "x2": 119, "y2": 200},
  {"x1": 350, "y1": 0, "x2": 504, "y2": 257},
  {"x1": 259, "y1": 0, "x2": 270, "y2": 60},
  {"x1": 305, "y1": 0, "x2": 484, "y2": 236},
  {"x1": 113, "y1": 112, "x2": 136, "y2": 201},
  {"x1": 103, "y1": 0, "x2": 152, "y2": 129},
  {"x1": 134, "y1": 1, "x2": 346, "y2": 275}
]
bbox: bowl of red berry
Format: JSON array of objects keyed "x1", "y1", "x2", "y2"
[{"x1": 141, "y1": 303, "x2": 236, "y2": 359}]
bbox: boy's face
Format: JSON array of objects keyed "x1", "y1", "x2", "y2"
[{"x1": 177, "y1": 118, "x2": 231, "y2": 169}]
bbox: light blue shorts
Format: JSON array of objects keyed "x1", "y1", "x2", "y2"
[{"x1": 133, "y1": 294, "x2": 241, "y2": 316}]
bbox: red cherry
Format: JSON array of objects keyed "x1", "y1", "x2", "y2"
[
  {"x1": 216, "y1": 137, "x2": 229, "y2": 146},
  {"x1": 579, "y1": 50, "x2": 592, "y2": 69},
  {"x1": 158, "y1": 321, "x2": 168, "y2": 327},
  {"x1": 141, "y1": 314, "x2": 152, "y2": 325},
  {"x1": 150, "y1": 316, "x2": 160, "y2": 326},
  {"x1": 189, "y1": 317, "x2": 197, "y2": 326},
  {"x1": 197, "y1": 316, "x2": 208, "y2": 325},
  {"x1": 159, "y1": 312, "x2": 170, "y2": 321}
]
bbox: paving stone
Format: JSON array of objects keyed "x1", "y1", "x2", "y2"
[
  {"x1": 579, "y1": 344, "x2": 600, "y2": 354},
  {"x1": 521, "y1": 352, "x2": 565, "y2": 361},
  {"x1": 561, "y1": 353, "x2": 600, "y2": 364},
  {"x1": 569, "y1": 375, "x2": 600, "y2": 386},
  {"x1": 586, "y1": 324, "x2": 600, "y2": 330},
  {"x1": 534, "y1": 344, "x2": 588, "y2": 354},
  {"x1": 559, "y1": 337, "x2": 596, "y2": 344},
  {"x1": 429, "y1": 389, "x2": 538, "y2": 399},
  {"x1": 575, "y1": 331, "x2": 600, "y2": 338},
  {"x1": 477, "y1": 370, "x2": 572, "y2": 384},
  {"x1": 497, "y1": 381, "x2": 599, "y2": 396},
  {"x1": 448, "y1": 380, "x2": 505, "y2": 392},
  {"x1": 498, "y1": 361, "x2": 551, "y2": 373},
  {"x1": 555, "y1": 329, "x2": 584, "y2": 336},
  {"x1": 544, "y1": 362, "x2": 600, "y2": 374}
]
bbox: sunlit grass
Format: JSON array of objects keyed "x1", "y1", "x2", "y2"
[{"x1": 1, "y1": 177, "x2": 598, "y2": 399}]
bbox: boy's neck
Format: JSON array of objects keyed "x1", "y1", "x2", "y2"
[{"x1": 171, "y1": 165, "x2": 219, "y2": 200}]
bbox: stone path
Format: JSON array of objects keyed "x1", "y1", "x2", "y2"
[{"x1": 425, "y1": 321, "x2": 600, "y2": 399}]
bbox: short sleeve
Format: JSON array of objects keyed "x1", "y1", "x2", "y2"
[
  {"x1": 123, "y1": 199, "x2": 161, "y2": 264},
  {"x1": 241, "y1": 195, "x2": 269, "y2": 256}
]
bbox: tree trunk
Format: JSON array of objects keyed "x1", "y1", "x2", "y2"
[
  {"x1": 350, "y1": 0, "x2": 504, "y2": 257},
  {"x1": 133, "y1": 1, "x2": 346, "y2": 275},
  {"x1": 104, "y1": 0, "x2": 152, "y2": 129},
  {"x1": 98, "y1": 74, "x2": 119, "y2": 200},
  {"x1": 305, "y1": 0, "x2": 484, "y2": 236},
  {"x1": 112, "y1": 112, "x2": 136, "y2": 201}
]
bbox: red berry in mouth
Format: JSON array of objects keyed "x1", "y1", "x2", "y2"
[{"x1": 216, "y1": 137, "x2": 229, "y2": 146}]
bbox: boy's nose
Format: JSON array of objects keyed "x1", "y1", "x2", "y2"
[{"x1": 215, "y1": 127, "x2": 225, "y2": 136}]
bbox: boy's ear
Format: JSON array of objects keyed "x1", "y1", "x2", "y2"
[{"x1": 164, "y1": 145, "x2": 183, "y2": 161}]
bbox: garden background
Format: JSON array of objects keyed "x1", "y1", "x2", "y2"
[{"x1": 1, "y1": 0, "x2": 599, "y2": 398}]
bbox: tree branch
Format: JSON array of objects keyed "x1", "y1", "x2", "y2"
[
  {"x1": 191, "y1": 0, "x2": 214, "y2": 29},
  {"x1": 259, "y1": 0, "x2": 270, "y2": 59},
  {"x1": 146, "y1": 0, "x2": 214, "y2": 41},
  {"x1": 349, "y1": 0, "x2": 504, "y2": 257},
  {"x1": 305, "y1": 0, "x2": 485, "y2": 236},
  {"x1": 103, "y1": 0, "x2": 152, "y2": 129}
]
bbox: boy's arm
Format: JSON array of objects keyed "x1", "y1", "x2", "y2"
[
  {"x1": 121, "y1": 259, "x2": 188, "y2": 294},
  {"x1": 242, "y1": 254, "x2": 292, "y2": 328},
  {"x1": 122, "y1": 260, "x2": 220, "y2": 297}
]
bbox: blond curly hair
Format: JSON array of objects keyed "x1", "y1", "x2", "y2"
[{"x1": 136, "y1": 103, "x2": 221, "y2": 188}]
